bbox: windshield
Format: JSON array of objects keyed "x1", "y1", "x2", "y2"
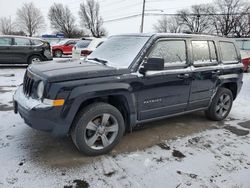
[{"x1": 88, "y1": 35, "x2": 150, "y2": 68}]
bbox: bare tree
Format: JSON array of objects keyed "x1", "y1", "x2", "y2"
[
  {"x1": 48, "y1": 3, "x2": 79, "y2": 38},
  {"x1": 153, "y1": 16, "x2": 181, "y2": 33},
  {"x1": 232, "y1": 4, "x2": 250, "y2": 37},
  {"x1": 177, "y1": 4, "x2": 214, "y2": 33},
  {"x1": 79, "y1": 0, "x2": 107, "y2": 37},
  {"x1": 0, "y1": 17, "x2": 14, "y2": 35},
  {"x1": 211, "y1": 0, "x2": 248, "y2": 36},
  {"x1": 16, "y1": 3, "x2": 45, "y2": 37}
]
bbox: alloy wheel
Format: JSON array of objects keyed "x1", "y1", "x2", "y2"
[
  {"x1": 84, "y1": 113, "x2": 119, "y2": 150},
  {"x1": 215, "y1": 93, "x2": 231, "y2": 117}
]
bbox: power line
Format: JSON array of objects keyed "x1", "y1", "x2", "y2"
[{"x1": 104, "y1": 12, "x2": 250, "y2": 23}]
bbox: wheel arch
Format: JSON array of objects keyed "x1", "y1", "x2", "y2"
[{"x1": 64, "y1": 85, "x2": 137, "y2": 134}]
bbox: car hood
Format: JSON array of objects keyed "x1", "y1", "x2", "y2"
[{"x1": 28, "y1": 59, "x2": 129, "y2": 82}]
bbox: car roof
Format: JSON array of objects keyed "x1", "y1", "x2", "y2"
[{"x1": 0, "y1": 35, "x2": 44, "y2": 41}]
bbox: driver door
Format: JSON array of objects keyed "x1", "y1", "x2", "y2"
[{"x1": 136, "y1": 39, "x2": 192, "y2": 121}]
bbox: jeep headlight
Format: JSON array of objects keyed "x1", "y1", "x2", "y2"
[{"x1": 37, "y1": 81, "x2": 44, "y2": 99}]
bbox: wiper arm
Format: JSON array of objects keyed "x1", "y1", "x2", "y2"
[{"x1": 87, "y1": 57, "x2": 108, "y2": 65}]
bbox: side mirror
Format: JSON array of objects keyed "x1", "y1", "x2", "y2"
[{"x1": 139, "y1": 58, "x2": 164, "y2": 75}]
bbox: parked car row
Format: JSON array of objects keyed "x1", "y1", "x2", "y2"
[{"x1": 0, "y1": 35, "x2": 106, "y2": 64}]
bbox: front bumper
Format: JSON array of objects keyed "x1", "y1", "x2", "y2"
[{"x1": 13, "y1": 86, "x2": 68, "y2": 136}]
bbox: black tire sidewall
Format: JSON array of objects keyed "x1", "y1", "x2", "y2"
[
  {"x1": 54, "y1": 50, "x2": 62, "y2": 57},
  {"x1": 28, "y1": 55, "x2": 42, "y2": 64},
  {"x1": 72, "y1": 103, "x2": 125, "y2": 156},
  {"x1": 207, "y1": 88, "x2": 233, "y2": 121}
]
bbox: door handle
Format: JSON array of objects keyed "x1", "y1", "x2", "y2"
[
  {"x1": 177, "y1": 73, "x2": 190, "y2": 79},
  {"x1": 211, "y1": 70, "x2": 221, "y2": 75}
]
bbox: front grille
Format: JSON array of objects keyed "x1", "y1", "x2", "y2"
[{"x1": 23, "y1": 72, "x2": 34, "y2": 97}]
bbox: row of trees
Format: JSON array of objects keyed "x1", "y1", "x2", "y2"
[
  {"x1": 154, "y1": 0, "x2": 250, "y2": 37},
  {"x1": 0, "y1": 0, "x2": 106, "y2": 38},
  {"x1": 1, "y1": 0, "x2": 249, "y2": 38}
]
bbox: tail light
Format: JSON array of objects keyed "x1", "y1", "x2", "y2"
[
  {"x1": 242, "y1": 57, "x2": 250, "y2": 65},
  {"x1": 242, "y1": 57, "x2": 250, "y2": 71},
  {"x1": 81, "y1": 50, "x2": 92, "y2": 57}
]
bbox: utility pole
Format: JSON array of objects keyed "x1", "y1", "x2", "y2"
[{"x1": 140, "y1": 0, "x2": 146, "y2": 33}]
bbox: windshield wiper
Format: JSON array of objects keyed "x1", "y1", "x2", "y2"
[{"x1": 87, "y1": 57, "x2": 108, "y2": 65}]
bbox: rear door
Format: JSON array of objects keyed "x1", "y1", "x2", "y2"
[
  {"x1": 188, "y1": 40, "x2": 221, "y2": 110},
  {"x1": 0, "y1": 37, "x2": 13, "y2": 64},
  {"x1": 11, "y1": 37, "x2": 33, "y2": 63}
]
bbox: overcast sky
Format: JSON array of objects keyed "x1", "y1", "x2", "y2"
[{"x1": 0, "y1": 0, "x2": 213, "y2": 36}]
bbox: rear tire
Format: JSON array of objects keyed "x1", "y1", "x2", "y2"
[
  {"x1": 53, "y1": 50, "x2": 63, "y2": 58},
  {"x1": 71, "y1": 102, "x2": 125, "y2": 156},
  {"x1": 28, "y1": 55, "x2": 42, "y2": 64},
  {"x1": 205, "y1": 88, "x2": 233, "y2": 121}
]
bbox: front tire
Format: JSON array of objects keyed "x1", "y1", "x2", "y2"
[
  {"x1": 71, "y1": 102, "x2": 125, "y2": 156},
  {"x1": 205, "y1": 88, "x2": 233, "y2": 121}
]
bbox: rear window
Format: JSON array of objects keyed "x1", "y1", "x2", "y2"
[
  {"x1": 192, "y1": 41, "x2": 217, "y2": 66},
  {"x1": 76, "y1": 40, "x2": 91, "y2": 48},
  {"x1": 0, "y1": 37, "x2": 12, "y2": 46},
  {"x1": 14, "y1": 38, "x2": 31, "y2": 46},
  {"x1": 220, "y1": 42, "x2": 238, "y2": 64}
]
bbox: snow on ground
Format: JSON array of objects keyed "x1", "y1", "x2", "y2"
[{"x1": 0, "y1": 67, "x2": 250, "y2": 188}]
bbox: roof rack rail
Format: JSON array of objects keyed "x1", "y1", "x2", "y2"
[{"x1": 182, "y1": 31, "x2": 224, "y2": 37}]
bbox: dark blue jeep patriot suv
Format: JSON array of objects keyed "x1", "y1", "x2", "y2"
[{"x1": 14, "y1": 33, "x2": 243, "y2": 155}]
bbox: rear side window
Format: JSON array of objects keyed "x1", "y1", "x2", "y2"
[
  {"x1": 243, "y1": 41, "x2": 250, "y2": 50},
  {"x1": 31, "y1": 39, "x2": 43, "y2": 46},
  {"x1": 149, "y1": 40, "x2": 186, "y2": 66},
  {"x1": 14, "y1": 38, "x2": 31, "y2": 46},
  {"x1": 220, "y1": 42, "x2": 238, "y2": 63},
  {"x1": 0, "y1": 37, "x2": 12, "y2": 46},
  {"x1": 192, "y1": 41, "x2": 217, "y2": 66},
  {"x1": 76, "y1": 40, "x2": 91, "y2": 48},
  {"x1": 236, "y1": 40, "x2": 244, "y2": 50}
]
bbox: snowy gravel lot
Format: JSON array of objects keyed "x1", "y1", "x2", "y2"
[{"x1": 0, "y1": 63, "x2": 250, "y2": 188}]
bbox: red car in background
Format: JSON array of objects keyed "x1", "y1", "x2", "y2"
[
  {"x1": 235, "y1": 38, "x2": 250, "y2": 72},
  {"x1": 52, "y1": 39, "x2": 80, "y2": 57}
]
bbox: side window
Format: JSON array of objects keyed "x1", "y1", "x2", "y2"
[
  {"x1": 14, "y1": 38, "x2": 31, "y2": 46},
  {"x1": 220, "y1": 42, "x2": 238, "y2": 64},
  {"x1": 0, "y1": 37, "x2": 12, "y2": 46},
  {"x1": 31, "y1": 39, "x2": 43, "y2": 46},
  {"x1": 243, "y1": 40, "x2": 250, "y2": 50},
  {"x1": 149, "y1": 40, "x2": 186, "y2": 66},
  {"x1": 192, "y1": 41, "x2": 217, "y2": 66},
  {"x1": 67, "y1": 41, "x2": 77, "y2": 46},
  {"x1": 236, "y1": 40, "x2": 244, "y2": 50}
]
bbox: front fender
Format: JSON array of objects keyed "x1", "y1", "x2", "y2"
[{"x1": 61, "y1": 83, "x2": 137, "y2": 134}]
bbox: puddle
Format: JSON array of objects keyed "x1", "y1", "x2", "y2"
[
  {"x1": 224, "y1": 126, "x2": 249, "y2": 136},
  {"x1": 0, "y1": 104, "x2": 14, "y2": 111},
  {"x1": 64, "y1": 179, "x2": 89, "y2": 188},
  {"x1": 0, "y1": 88, "x2": 12, "y2": 93},
  {"x1": 238, "y1": 121, "x2": 250, "y2": 129}
]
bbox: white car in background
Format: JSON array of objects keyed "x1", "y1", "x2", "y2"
[{"x1": 72, "y1": 38, "x2": 106, "y2": 59}]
